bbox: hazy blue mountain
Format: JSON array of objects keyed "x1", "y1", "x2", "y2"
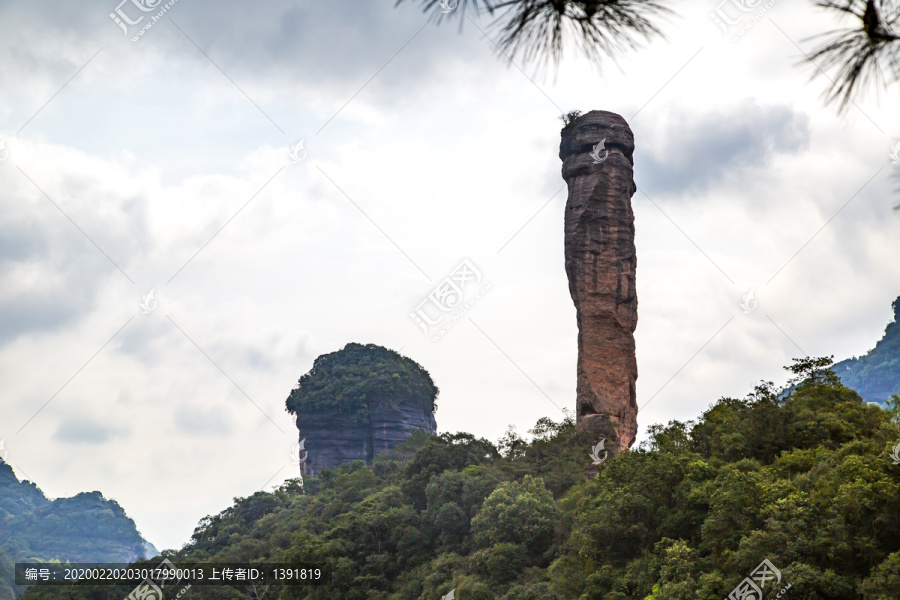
[
  {"x1": 0, "y1": 548, "x2": 13, "y2": 600},
  {"x1": 833, "y1": 296, "x2": 900, "y2": 404},
  {"x1": 143, "y1": 540, "x2": 160, "y2": 559},
  {"x1": 0, "y1": 459, "x2": 153, "y2": 577}
]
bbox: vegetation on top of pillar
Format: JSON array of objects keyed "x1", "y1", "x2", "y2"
[
  {"x1": 560, "y1": 109, "x2": 584, "y2": 130},
  {"x1": 285, "y1": 343, "x2": 439, "y2": 419}
]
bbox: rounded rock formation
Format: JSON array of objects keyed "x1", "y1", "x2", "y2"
[{"x1": 285, "y1": 343, "x2": 438, "y2": 475}]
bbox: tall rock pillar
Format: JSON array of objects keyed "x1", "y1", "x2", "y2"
[{"x1": 560, "y1": 110, "x2": 638, "y2": 454}]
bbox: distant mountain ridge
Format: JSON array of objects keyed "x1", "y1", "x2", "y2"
[
  {"x1": 0, "y1": 458, "x2": 155, "y2": 588},
  {"x1": 833, "y1": 296, "x2": 900, "y2": 404}
]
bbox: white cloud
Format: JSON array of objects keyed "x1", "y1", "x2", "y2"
[{"x1": 0, "y1": 0, "x2": 898, "y2": 551}]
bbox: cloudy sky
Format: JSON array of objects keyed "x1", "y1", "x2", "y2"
[{"x1": 1, "y1": 0, "x2": 898, "y2": 551}]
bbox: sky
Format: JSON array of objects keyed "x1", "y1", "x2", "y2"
[{"x1": 0, "y1": 0, "x2": 899, "y2": 552}]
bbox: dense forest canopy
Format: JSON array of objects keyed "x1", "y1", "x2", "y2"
[
  {"x1": 285, "y1": 343, "x2": 439, "y2": 419},
  {"x1": 20, "y1": 358, "x2": 900, "y2": 600}
]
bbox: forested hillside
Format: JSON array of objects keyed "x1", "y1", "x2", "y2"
[
  {"x1": 0, "y1": 460, "x2": 153, "y2": 599},
  {"x1": 19, "y1": 359, "x2": 900, "y2": 600},
  {"x1": 834, "y1": 296, "x2": 900, "y2": 404}
]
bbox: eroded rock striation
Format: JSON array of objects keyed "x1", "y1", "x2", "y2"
[
  {"x1": 286, "y1": 343, "x2": 437, "y2": 476},
  {"x1": 560, "y1": 110, "x2": 638, "y2": 454}
]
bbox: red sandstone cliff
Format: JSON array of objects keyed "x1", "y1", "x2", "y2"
[{"x1": 560, "y1": 110, "x2": 638, "y2": 454}]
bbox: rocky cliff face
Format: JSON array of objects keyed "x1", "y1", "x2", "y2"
[
  {"x1": 833, "y1": 296, "x2": 900, "y2": 404},
  {"x1": 286, "y1": 343, "x2": 438, "y2": 476},
  {"x1": 560, "y1": 110, "x2": 638, "y2": 454},
  {"x1": 295, "y1": 401, "x2": 436, "y2": 476}
]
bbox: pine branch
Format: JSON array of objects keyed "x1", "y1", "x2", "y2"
[
  {"x1": 396, "y1": 0, "x2": 673, "y2": 68},
  {"x1": 805, "y1": 0, "x2": 900, "y2": 114}
]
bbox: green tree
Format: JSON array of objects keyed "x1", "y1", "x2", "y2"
[
  {"x1": 424, "y1": 467, "x2": 501, "y2": 552},
  {"x1": 401, "y1": 433, "x2": 500, "y2": 510},
  {"x1": 470, "y1": 475, "x2": 559, "y2": 557},
  {"x1": 859, "y1": 551, "x2": 900, "y2": 599},
  {"x1": 470, "y1": 542, "x2": 528, "y2": 583}
]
